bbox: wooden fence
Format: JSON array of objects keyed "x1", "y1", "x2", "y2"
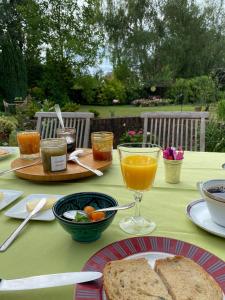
[{"x1": 90, "y1": 116, "x2": 143, "y2": 148}]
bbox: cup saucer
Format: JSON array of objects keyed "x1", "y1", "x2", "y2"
[{"x1": 186, "y1": 199, "x2": 225, "y2": 238}]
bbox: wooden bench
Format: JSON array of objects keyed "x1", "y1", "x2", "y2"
[{"x1": 141, "y1": 112, "x2": 209, "y2": 151}]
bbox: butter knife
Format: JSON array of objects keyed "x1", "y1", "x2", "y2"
[
  {"x1": 0, "y1": 198, "x2": 46, "y2": 252},
  {"x1": 0, "y1": 271, "x2": 102, "y2": 291},
  {"x1": 0, "y1": 159, "x2": 41, "y2": 176}
]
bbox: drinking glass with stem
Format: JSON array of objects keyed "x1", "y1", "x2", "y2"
[{"x1": 117, "y1": 143, "x2": 161, "y2": 235}]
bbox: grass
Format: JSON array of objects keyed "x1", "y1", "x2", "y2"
[{"x1": 78, "y1": 104, "x2": 196, "y2": 118}]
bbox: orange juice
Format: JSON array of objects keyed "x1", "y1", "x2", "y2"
[{"x1": 121, "y1": 155, "x2": 157, "y2": 191}]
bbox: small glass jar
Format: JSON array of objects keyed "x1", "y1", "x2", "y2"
[
  {"x1": 17, "y1": 130, "x2": 40, "y2": 160},
  {"x1": 41, "y1": 138, "x2": 67, "y2": 172},
  {"x1": 56, "y1": 128, "x2": 76, "y2": 153},
  {"x1": 91, "y1": 132, "x2": 114, "y2": 161}
]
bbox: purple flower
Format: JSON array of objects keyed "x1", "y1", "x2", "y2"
[{"x1": 163, "y1": 147, "x2": 184, "y2": 160}]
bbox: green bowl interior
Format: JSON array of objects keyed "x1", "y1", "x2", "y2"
[{"x1": 53, "y1": 192, "x2": 118, "y2": 224}]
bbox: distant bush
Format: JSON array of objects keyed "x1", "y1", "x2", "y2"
[
  {"x1": 131, "y1": 97, "x2": 171, "y2": 107},
  {"x1": 97, "y1": 77, "x2": 126, "y2": 105},
  {"x1": 30, "y1": 86, "x2": 45, "y2": 101},
  {"x1": 15, "y1": 98, "x2": 40, "y2": 130},
  {"x1": 167, "y1": 76, "x2": 217, "y2": 105},
  {"x1": 217, "y1": 99, "x2": 225, "y2": 122},
  {"x1": 0, "y1": 116, "x2": 17, "y2": 145},
  {"x1": 61, "y1": 102, "x2": 80, "y2": 112},
  {"x1": 73, "y1": 75, "x2": 100, "y2": 105},
  {"x1": 205, "y1": 119, "x2": 225, "y2": 152},
  {"x1": 89, "y1": 109, "x2": 100, "y2": 118}
]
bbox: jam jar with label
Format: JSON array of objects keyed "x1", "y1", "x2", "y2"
[{"x1": 41, "y1": 138, "x2": 67, "y2": 172}]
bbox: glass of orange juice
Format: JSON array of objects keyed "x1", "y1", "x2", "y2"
[
  {"x1": 17, "y1": 130, "x2": 40, "y2": 160},
  {"x1": 118, "y1": 143, "x2": 161, "y2": 235}
]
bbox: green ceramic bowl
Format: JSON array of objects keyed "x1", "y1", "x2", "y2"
[{"x1": 52, "y1": 192, "x2": 118, "y2": 243}]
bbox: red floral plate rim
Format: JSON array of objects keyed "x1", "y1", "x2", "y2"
[{"x1": 75, "y1": 236, "x2": 225, "y2": 300}]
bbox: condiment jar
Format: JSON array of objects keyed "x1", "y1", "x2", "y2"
[
  {"x1": 41, "y1": 138, "x2": 67, "y2": 172},
  {"x1": 91, "y1": 132, "x2": 114, "y2": 161},
  {"x1": 56, "y1": 127, "x2": 76, "y2": 153}
]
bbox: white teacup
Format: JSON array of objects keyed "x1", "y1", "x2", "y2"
[{"x1": 197, "y1": 180, "x2": 225, "y2": 227}]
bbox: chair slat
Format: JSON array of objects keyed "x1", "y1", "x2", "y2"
[
  {"x1": 154, "y1": 118, "x2": 158, "y2": 144},
  {"x1": 35, "y1": 112, "x2": 94, "y2": 148},
  {"x1": 140, "y1": 112, "x2": 209, "y2": 151},
  {"x1": 190, "y1": 119, "x2": 193, "y2": 151},
  {"x1": 158, "y1": 118, "x2": 162, "y2": 147},
  {"x1": 176, "y1": 118, "x2": 180, "y2": 148},
  {"x1": 167, "y1": 118, "x2": 171, "y2": 147},
  {"x1": 162, "y1": 119, "x2": 166, "y2": 149}
]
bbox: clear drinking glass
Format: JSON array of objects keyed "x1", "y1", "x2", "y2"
[{"x1": 117, "y1": 143, "x2": 161, "y2": 235}]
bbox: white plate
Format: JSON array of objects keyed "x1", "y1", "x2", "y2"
[
  {"x1": 186, "y1": 199, "x2": 225, "y2": 238},
  {"x1": 0, "y1": 147, "x2": 17, "y2": 161},
  {"x1": 0, "y1": 189, "x2": 23, "y2": 210},
  {"x1": 4, "y1": 194, "x2": 63, "y2": 221}
]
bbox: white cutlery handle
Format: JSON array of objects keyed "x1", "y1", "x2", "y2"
[
  {"x1": 0, "y1": 216, "x2": 32, "y2": 252},
  {"x1": 73, "y1": 157, "x2": 103, "y2": 176},
  {"x1": 0, "y1": 199, "x2": 46, "y2": 252},
  {"x1": 0, "y1": 160, "x2": 41, "y2": 176}
]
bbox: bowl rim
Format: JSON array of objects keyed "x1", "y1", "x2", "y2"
[
  {"x1": 202, "y1": 179, "x2": 225, "y2": 204},
  {"x1": 52, "y1": 191, "x2": 118, "y2": 225}
]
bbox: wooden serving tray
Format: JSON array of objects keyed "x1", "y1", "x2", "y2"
[{"x1": 11, "y1": 150, "x2": 112, "y2": 182}]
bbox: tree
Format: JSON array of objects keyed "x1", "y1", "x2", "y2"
[
  {"x1": 0, "y1": 0, "x2": 27, "y2": 101},
  {"x1": 103, "y1": 0, "x2": 225, "y2": 82}
]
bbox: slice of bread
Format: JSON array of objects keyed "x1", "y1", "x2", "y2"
[
  {"x1": 103, "y1": 258, "x2": 173, "y2": 300},
  {"x1": 155, "y1": 256, "x2": 223, "y2": 300}
]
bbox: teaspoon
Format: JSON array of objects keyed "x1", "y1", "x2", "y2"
[{"x1": 63, "y1": 202, "x2": 136, "y2": 220}]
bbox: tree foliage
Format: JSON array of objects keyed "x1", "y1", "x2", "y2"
[{"x1": 103, "y1": 0, "x2": 225, "y2": 82}]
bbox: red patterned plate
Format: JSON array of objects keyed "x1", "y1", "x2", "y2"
[{"x1": 75, "y1": 236, "x2": 225, "y2": 300}]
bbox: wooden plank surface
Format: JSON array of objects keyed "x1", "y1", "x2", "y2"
[{"x1": 11, "y1": 151, "x2": 111, "y2": 182}]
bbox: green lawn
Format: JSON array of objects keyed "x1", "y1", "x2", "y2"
[{"x1": 78, "y1": 104, "x2": 196, "y2": 118}]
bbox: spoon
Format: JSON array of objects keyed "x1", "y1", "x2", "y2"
[
  {"x1": 55, "y1": 104, "x2": 65, "y2": 130},
  {"x1": 63, "y1": 202, "x2": 136, "y2": 220},
  {"x1": 68, "y1": 151, "x2": 103, "y2": 176}
]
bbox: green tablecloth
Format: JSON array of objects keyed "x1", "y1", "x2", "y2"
[{"x1": 0, "y1": 149, "x2": 225, "y2": 300}]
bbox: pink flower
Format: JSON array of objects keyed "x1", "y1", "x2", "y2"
[{"x1": 128, "y1": 130, "x2": 136, "y2": 136}]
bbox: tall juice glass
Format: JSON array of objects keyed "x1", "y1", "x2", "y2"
[{"x1": 118, "y1": 143, "x2": 160, "y2": 234}]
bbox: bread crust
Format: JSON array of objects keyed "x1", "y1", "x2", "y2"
[
  {"x1": 155, "y1": 255, "x2": 223, "y2": 300},
  {"x1": 103, "y1": 258, "x2": 173, "y2": 300}
]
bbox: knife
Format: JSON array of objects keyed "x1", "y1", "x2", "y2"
[
  {"x1": 0, "y1": 272, "x2": 102, "y2": 291},
  {"x1": 0, "y1": 198, "x2": 47, "y2": 252}
]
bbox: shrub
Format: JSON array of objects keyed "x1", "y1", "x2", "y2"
[
  {"x1": 0, "y1": 116, "x2": 17, "y2": 145},
  {"x1": 97, "y1": 77, "x2": 126, "y2": 105},
  {"x1": 41, "y1": 99, "x2": 55, "y2": 112},
  {"x1": 205, "y1": 119, "x2": 225, "y2": 152},
  {"x1": 217, "y1": 99, "x2": 225, "y2": 122},
  {"x1": 61, "y1": 102, "x2": 80, "y2": 112},
  {"x1": 15, "y1": 98, "x2": 40, "y2": 130},
  {"x1": 89, "y1": 109, "x2": 100, "y2": 118},
  {"x1": 30, "y1": 86, "x2": 45, "y2": 101},
  {"x1": 131, "y1": 98, "x2": 171, "y2": 107},
  {"x1": 73, "y1": 75, "x2": 100, "y2": 105},
  {"x1": 167, "y1": 76, "x2": 217, "y2": 105},
  {"x1": 119, "y1": 130, "x2": 143, "y2": 144}
]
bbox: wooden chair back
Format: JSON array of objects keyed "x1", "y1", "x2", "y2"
[
  {"x1": 140, "y1": 112, "x2": 209, "y2": 151},
  {"x1": 35, "y1": 112, "x2": 94, "y2": 148}
]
